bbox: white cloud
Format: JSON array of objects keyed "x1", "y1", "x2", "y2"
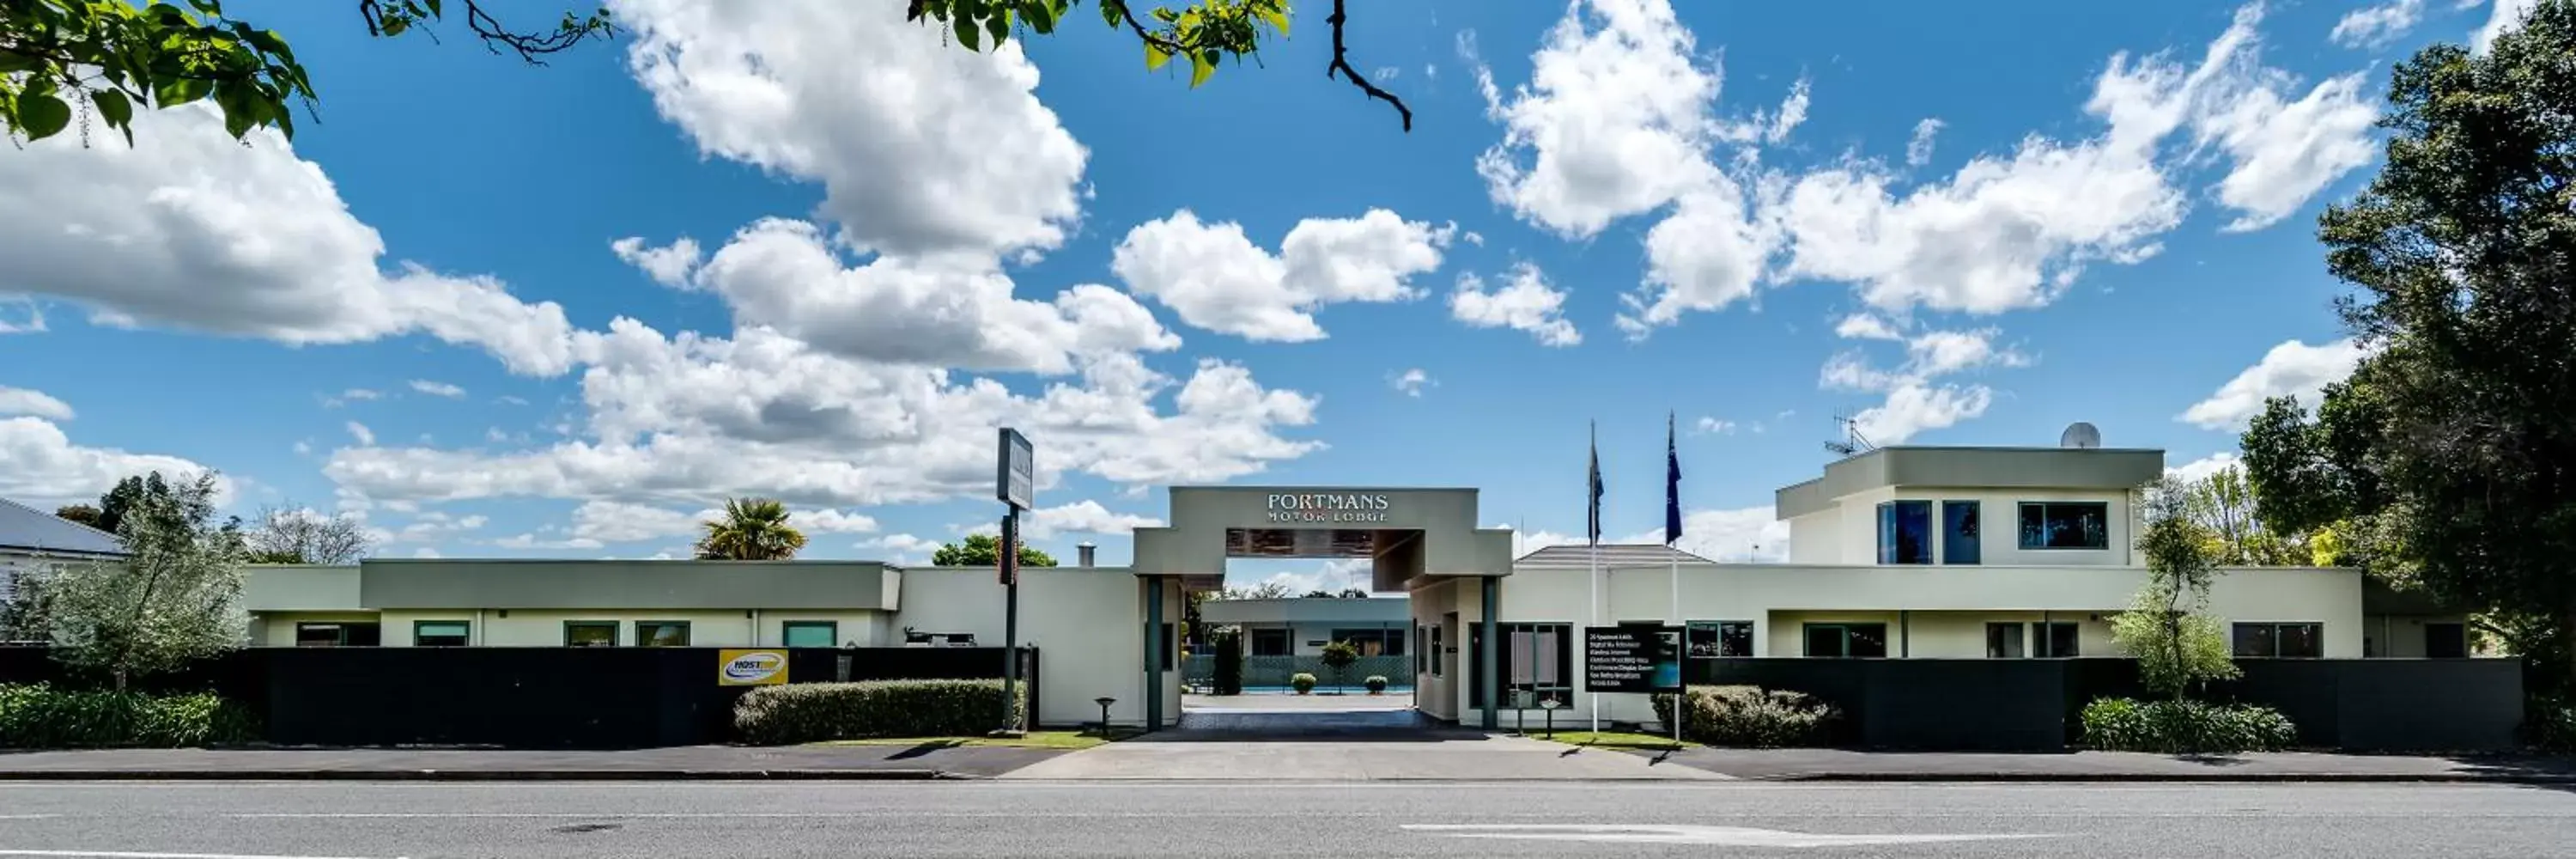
[
  {"x1": 683, "y1": 217, "x2": 1178, "y2": 374},
  {"x1": 2179, "y1": 337, "x2": 2372, "y2": 430},
  {"x1": 2332, "y1": 0, "x2": 2427, "y2": 48},
  {"x1": 1822, "y1": 328, "x2": 2026, "y2": 443},
  {"x1": 1389, "y1": 369, "x2": 1434, "y2": 398},
  {"x1": 0, "y1": 387, "x2": 73, "y2": 421},
  {"x1": 610, "y1": 236, "x2": 705, "y2": 288},
  {"x1": 1449, "y1": 265, "x2": 1580, "y2": 346},
  {"x1": 859, "y1": 532, "x2": 940, "y2": 562},
  {"x1": 1852, "y1": 383, "x2": 1995, "y2": 445},
  {"x1": 1624, "y1": 506, "x2": 1791, "y2": 563},
  {"x1": 410, "y1": 547, "x2": 444, "y2": 558},
  {"x1": 1110, "y1": 209, "x2": 1450, "y2": 342},
  {"x1": 0, "y1": 416, "x2": 228, "y2": 507},
  {"x1": 1905, "y1": 119, "x2": 1943, "y2": 167},
  {"x1": 1833, "y1": 313, "x2": 1904, "y2": 341},
  {"x1": 491, "y1": 533, "x2": 606, "y2": 551},
  {"x1": 1473, "y1": 0, "x2": 1721, "y2": 236},
  {"x1": 1619, "y1": 182, "x2": 1782, "y2": 335},
  {"x1": 0, "y1": 104, "x2": 578, "y2": 376},
  {"x1": 2476, "y1": 0, "x2": 2538, "y2": 52},
  {"x1": 1234, "y1": 558, "x2": 1373, "y2": 596},
  {"x1": 2194, "y1": 70, "x2": 2379, "y2": 232},
  {"x1": 2167, "y1": 451, "x2": 2244, "y2": 484},
  {"x1": 344, "y1": 422, "x2": 376, "y2": 446},
  {"x1": 615, "y1": 0, "x2": 1084, "y2": 259},
  {"x1": 569, "y1": 500, "x2": 703, "y2": 543},
  {"x1": 1504, "y1": 527, "x2": 1580, "y2": 559},
  {"x1": 1692, "y1": 417, "x2": 1736, "y2": 435},
  {"x1": 1024, "y1": 500, "x2": 1163, "y2": 539},
  {"x1": 409, "y1": 380, "x2": 467, "y2": 399},
  {"x1": 369, "y1": 510, "x2": 490, "y2": 545}
]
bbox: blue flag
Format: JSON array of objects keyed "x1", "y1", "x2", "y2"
[
  {"x1": 1587, "y1": 421, "x2": 1603, "y2": 545},
  {"x1": 1666, "y1": 411, "x2": 1683, "y2": 545}
]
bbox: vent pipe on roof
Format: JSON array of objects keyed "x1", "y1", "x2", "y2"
[{"x1": 1077, "y1": 542, "x2": 1097, "y2": 567}]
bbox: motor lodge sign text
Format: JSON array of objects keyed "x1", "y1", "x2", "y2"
[{"x1": 1265, "y1": 492, "x2": 1394, "y2": 524}]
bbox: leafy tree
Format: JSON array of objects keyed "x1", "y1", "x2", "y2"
[
  {"x1": 1318, "y1": 639, "x2": 1359, "y2": 693},
  {"x1": 2239, "y1": 3, "x2": 2576, "y2": 695},
  {"x1": 2180, "y1": 466, "x2": 2307, "y2": 566},
  {"x1": 1301, "y1": 588, "x2": 1331, "y2": 598},
  {"x1": 930, "y1": 533, "x2": 1058, "y2": 568},
  {"x1": 2, "y1": 0, "x2": 612, "y2": 146},
  {"x1": 52, "y1": 503, "x2": 103, "y2": 530},
  {"x1": 242, "y1": 503, "x2": 373, "y2": 564},
  {"x1": 1210, "y1": 582, "x2": 1290, "y2": 600},
  {"x1": 693, "y1": 497, "x2": 809, "y2": 561},
  {"x1": 907, "y1": 0, "x2": 1411, "y2": 131},
  {"x1": 2112, "y1": 478, "x2": 2240, "y2": 702},
  {"x1": 93, "y1": 472, "x2": 175, "y2": 537},
  {"x1": 46, "y1": 472, "x2": 246, "y2": 690},
  {"x1": 1335, "y1": 586, "x2": 1368, "y2": 598}
]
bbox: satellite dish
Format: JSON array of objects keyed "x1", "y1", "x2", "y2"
[{"x1": 2060, "y1": 422, "x2": 2103, "y2": 449}]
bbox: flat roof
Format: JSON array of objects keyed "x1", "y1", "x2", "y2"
[{"x1": 1776, "y1": 446, "x2": 2166, "y2": 519}]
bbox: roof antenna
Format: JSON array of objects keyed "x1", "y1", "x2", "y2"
[{"x1": 1823, "y1": 414, "x2": 1875, "y2": 457}]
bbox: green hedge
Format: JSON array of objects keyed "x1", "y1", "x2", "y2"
[
  {"x1": 733, "y1": 679, "x2": 1024, "y2": 745},
  {"x1": 1651, "y1": 685, "x2": 1837, "y2": 748},
  {"x1": 0, "y1": 683, "x2": 258, "y2": 749},
  {"x1": 2081, "y1": 698, "x2": 2296, "y2": 753},
  {"x1": 2526, "y1": 697, "x2": 2575, "y2": 752}
]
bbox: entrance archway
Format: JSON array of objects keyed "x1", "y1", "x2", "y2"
[{"x1": 1130, "y1": 487, "x2": 1515, "y2": 733}]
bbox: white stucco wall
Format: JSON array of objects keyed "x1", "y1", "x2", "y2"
[
  {"x1": 307, "y1": 609, "x2": 893, "y2": 648},
  {"x1": 895, "y1": 567, "x2": 1167, "y2": 728},
  {"x1": 1800, "y1": 486, "x2": 2137, "y2": 568}
]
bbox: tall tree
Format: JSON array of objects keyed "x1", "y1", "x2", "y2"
[
  {"x1": 930, "y1": 533, "x2": 1058, "y2": 568},
  {"x1": 46, "y1": 472, "x2": 246, "y2": 690},
  {"x1": 693, "y1": 497, "x2": 809, "y2": 561},
  {"x1": 1208, "y1": 582, "x2": 1291, "y2": 600},
  {"x1": 51, "y1": 503, "x2": 103, "y2": 530},
  {"x1": 92, "y1": 472, "x2": 174, "y2": 537},
  {"x1": 2113, "y1": 478, "x2": 2240, "y2": 702},
  {"x1": 2181, "y1": 466, "x2": 2307, "y2": 566},
  {"x1": 2239, "y1": 3, "x2": 2576, "y2": 694},
  {"x1": 242, "y1": 504, "x2": 374, "y2": 564}
]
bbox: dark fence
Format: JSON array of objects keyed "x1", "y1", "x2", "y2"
[
  {"x1": 0, "y1": 645, "x2": 1037, "y2": 748},
  {"x1": 1182, "y1": 655, "x2": 1414, "y2": 691},
  {"x1": 1691, "y1": 657, "x2": 2526, "y2": 752}
]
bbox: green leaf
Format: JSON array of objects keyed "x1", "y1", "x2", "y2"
[
  {"x1": 1188, "y1": 52, "x2": 1214, "y2": 88},
  {"x1": 380, "y1": 15, "x2": 410, "y2": 37},
  {"x1": 1255, "y1": 5, "x2": 1288, "y2": 35},
  {"x1": 17, "y1": 94, "x2": 72, "y2": 141},
  {"x1": 1101, "y1": 0, "x2": 1127, "y2": 27},
  {"x1": 90, "y1": 88, "x2": 134, "y2": 128},
  {"x1": 954, "y1": 12, "x2": 981, "y2": 50},
  {"x1": 0, "y1": 52, "x2": 37, "y2": 74},
  {"x1": 985, "y1": 9, "x2": 1010, "y2": 44},
  {"x1": 1025, "y1": 0, "x2": 1057, "y2": 33},
  {"x1": 1144, "y1": 41, "x2": 1171, "y2": 70}
]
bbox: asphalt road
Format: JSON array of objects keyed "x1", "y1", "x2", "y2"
[{"x1": 1, "y1": 780, "x2": 2572, "y2": 858}]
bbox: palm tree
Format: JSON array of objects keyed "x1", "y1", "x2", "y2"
[{"x1": 694, "y1": 497, "x2": 808, "y2": 560}]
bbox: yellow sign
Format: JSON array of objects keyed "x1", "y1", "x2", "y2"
[{"x1": 718, "y1": 649, "x2": 790, "y2": 685}]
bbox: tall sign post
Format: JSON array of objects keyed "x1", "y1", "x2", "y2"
[{"x1": 994, "y1": 428, "x2": 1035, "y2": 735}]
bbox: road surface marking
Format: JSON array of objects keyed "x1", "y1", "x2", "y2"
[
  {"x1": 1401, "y1": 824, "x2": 2056, "y2": 847},
  {"x1": 0, "y1": 850, "x2": 403, "y2": 859}
]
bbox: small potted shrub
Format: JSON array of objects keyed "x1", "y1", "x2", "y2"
[
  {"x1": 1364, "y1": 675, "x2": 1388, "y2": 695},
  {"x1": 1290, "y1": 672, "x2": 1317, "y2": 695}
]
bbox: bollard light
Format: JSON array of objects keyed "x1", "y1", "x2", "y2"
[{"x1": 1094, "y1": 697, "x2": 1117, "y2": 734}]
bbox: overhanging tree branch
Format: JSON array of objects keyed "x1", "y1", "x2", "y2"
[{"x1": 1322, "y1": 0, "x2": 1409, "y2": 131}]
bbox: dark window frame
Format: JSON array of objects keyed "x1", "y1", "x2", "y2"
[
  {"x1": 634, "y1": 619, "x2": 691, "y2": 648},
  {"x1": 1802, "y1": 622, "x2": 1889, "y2": 658},
  {"x1": 1876, "y1": 500, "x2": 1935, "y2": 564},
  {"x1": 294, "y1": 621, "x2": 382, "y2": 648},
  {"x1": 1984, "y1": 622, "x2": 2026, "y2": 658},
  {"x1": 412, "y1": 619, "x2": 471, "y2": 647},
  {"x1": 2035, "y1": 621, "x2": 2081, "y2": 658},
  {"x1": 2017, "y1": 501, "x2": 2112, "y2": 551},
  {"x1": 1473, "y1": 621, "x2": 1575, "y2": 710},
  {"x1": 2233, "y1": 622, "x2": 2324, "y2": 658},
  {"x1": 563, "y1": 620, "x2": 621, "y2": 648},
  {"x1": 2425, "y1": 622, "x2": 2469, "y2": 659},
  {"x1": 1687, "y1": 619, "x2": 1756, "y2": 657},
  {"x1": 1941, "y1": 500, "x2": 1982, "y2": 564},
  {"x1": 781, "y1": 620, "x2": 838, "y2": 648}
]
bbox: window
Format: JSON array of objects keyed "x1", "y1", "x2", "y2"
[
  {"x1": 635, "y1": 621, "x2": 690, "y2": 648},
  {"x1": 295, "y1": 622, "x2": 381, "y2": 647},
  {"x1": 1473, "y1": 622, "x2": 1573, "y2": 710},
  {"x1": 1159, "y1": 623, "x2": 1176, "y2": 671},
  {"x1": 1802, "y1": 623, "x2": 1887, "y2": 658},
  {"x1": 1330, "y1": 628, "x2": 1406, "y2": 656},
  {"x1": 1430, "y1": 624, "x2": 1445, "y2": 678},
  {"x1": 1876, "y1": 501, "x2": 1934, "y2": 564},
  {"x1": 2035, "y1": 622, "x2": 2081, "y2": 657},
  {"x1": 413, "y1": 620, "x2": 471, "y2": 647},
  {"x1": 1688, "y1": 620, "x2": 1754, "y2": 657},
  {"x1": 2426, "y1": 623, "x2": 2469, "y2": 659},
  {"x1": 2233, "y1": 622, "x2": 2324, "y2": 658},
  {"x1": 2018, "y1": 502, "x2": 2110, "y2": 550},
  {"x1": 1250, "y1": 628, "x2": 1292, "y2": 656},
  {"x1": 564, "y1": 621, "x2": 619, "y2": 648},
  {"x1": 782, "y1": 621, "x2": 838, "y2": 649},
  {"x1": 1941, "y1": 501, "x2": 1982, "y2": 564},
  {"x1": 1985, "y1": 623, "x2": 2026, "y2": 658}
]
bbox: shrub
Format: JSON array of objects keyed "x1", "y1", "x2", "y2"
[
  {"x1": 733, "y1": 679, "x2": 1024, "y2": 745},
  {"x1": 1211, "y1": 627, "x2": 1245, "y2": 696},
  {"x1": 1364, "y1": 675, "x2": 1388, "y2": 694},
  {"x1": 2530, "y1": 698, "x2": 2576, "y2": 752},
  {"x1": 2081, "y1": 698, "x2": 2297, "y2": 753},
  {"x1": 1650, "y1": 685, "x2": 1836, "y2": 748},
  {"x1": 1319, "y1": 641, "x2": 1360, "y2": 691},
  {"x1": 0, "y1": 683, "x2": 258, "y2": 749},
  {"x1": 1289, "y1": 673, "x2": 1317, "y2": 694}
]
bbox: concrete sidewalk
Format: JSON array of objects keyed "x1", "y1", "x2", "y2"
[
  {"x1": 0, "y1": 744, "x2": 1063, "y2": 781},
  {"x1": 1632, "y1": 747, "x2": 2576, "y2": 783}
]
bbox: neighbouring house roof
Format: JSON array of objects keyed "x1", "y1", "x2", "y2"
[
  {"x1": 1514, "y1": 543, "x2": 1714, "y2": 569},
  {"x1": 0, "y1": 496, "x2": 125, "y2": 557}
]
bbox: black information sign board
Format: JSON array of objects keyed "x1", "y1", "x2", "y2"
[{"x1": 1584, "y1": 626, "x2": 1683, "y2": 693}]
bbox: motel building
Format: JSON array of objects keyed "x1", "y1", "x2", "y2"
[{"x1": 231, "y1": 440, "x2": 2470, "y2": 731}]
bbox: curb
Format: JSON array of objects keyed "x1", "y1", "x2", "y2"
[
  {"x1": 1745, "y1": 771, "x2": 2576, "y2": 784},
  {"x1": 0, "y1": 769, "x2": 957, "y2": 782}
]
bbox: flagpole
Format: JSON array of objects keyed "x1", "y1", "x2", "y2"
[
  {"x1": 1666, "y1": 411, "x2": 1684, "y2": 746},
  {"x1": 1587, "y1": 421, "x2": 1601, "y2": 735}
]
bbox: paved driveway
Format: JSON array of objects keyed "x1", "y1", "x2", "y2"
[{"x1": 1001, "y1": 700, "x2": 1720, "y2": 781}]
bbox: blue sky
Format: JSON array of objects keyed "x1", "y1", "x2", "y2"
[{"x1": 0, "y1": 0, "x2": 2537, "y2": 592}]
